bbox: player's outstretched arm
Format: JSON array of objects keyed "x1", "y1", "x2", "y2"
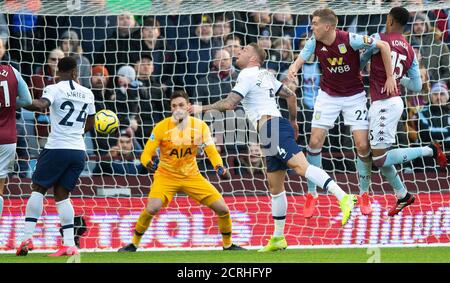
[
  {"x1": 278, "y1": 84, "x2": 299, "y2": 139},
  {"x1": 23, "y1": 98, "x2": 50, "y2": 113},
  {"x1": 189, "y1": 92, "x2": 243, "y2": 114},
  {"x1": 376, "y1": 40, "x2": 397, "y2": 96},
  {"x1": 288, "y1": 36, "x2": 315, "y2": 82}
]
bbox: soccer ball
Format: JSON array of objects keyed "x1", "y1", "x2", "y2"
[{"x1": 95, "y1": 110, "x2": 119, "y2": 135}]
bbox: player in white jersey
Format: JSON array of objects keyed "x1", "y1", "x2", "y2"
[
  {"x1": 190, "y1": 43, "x2": 357, "y2": 252},
  {"x1": 16, "y1": 57, "x2": 96, "y2": 257}
]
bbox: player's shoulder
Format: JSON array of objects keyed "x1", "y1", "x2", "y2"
[{"x1": 190, "y1": 116, "x2": 208, "y2": 128}]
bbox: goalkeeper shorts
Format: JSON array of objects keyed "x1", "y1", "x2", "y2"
[
  {"x1": 259, "y1": 117, "x2": 302, "y2": 172},
  {"x1": 149, "y1": 171, "x2": 223, "y2": 207}
]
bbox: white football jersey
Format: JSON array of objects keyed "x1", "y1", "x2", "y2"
[
  {"x1": 42, "y1": 80, "x2": 95, "y2": 150},
  {"x1": 232, "y1": 66, "x2": 282, "y2": 129}
]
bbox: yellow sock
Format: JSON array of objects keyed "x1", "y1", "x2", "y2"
[
  {"x1": 218, "y1": 212, "x2": 232, "y2": 248},
  {"x1": 132, "y1": 209, "x2": 154, "y2": 247}
]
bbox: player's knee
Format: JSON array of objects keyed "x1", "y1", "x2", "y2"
[
  {"x1": 355, "y1": 140, "x2": 370, "y2": 154},
  {"x1": 292, "y1": 164, "x2": 308, "y2": 177},
  {"x1": 308, "y1": 137, "x2": 323, "y2": 149},
  {"x1": 372, "y1": 156, "x2": 386, "y2": 168},
  {"x1": 145, "y1": 204, "x2": 162, "y2": 215}
]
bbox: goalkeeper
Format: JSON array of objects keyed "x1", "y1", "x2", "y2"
[{"x1": 118, "y1": 90, "x2": 245, "y2": 252}]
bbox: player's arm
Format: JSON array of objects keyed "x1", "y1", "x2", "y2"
[
  {"x1": 287, "y1": 36, "x2": 316, "y2": 81},
  {"x1": 201, "y1": 123, "x2": 230, "y2": 180},
  {"x1": 140, "y1": 129, "x2": 161, "y2": 172},
  {"x1": 350, "y1": 33, "x2": 397, "y2": 95},
  {"x1": 23, "y1": 85, "x2": 54, "y2": 112},
  {"x1": 189, "y1": 92, "x2": 243, "y2": 114},
  {"x1": 277, "y1": 83, "x2": 299, "y2": 139},
  {"x1": 400, "y1": 56, "x2": 422, "y2": 92},
  {"x1": 359, "y1": 48, "x2": 374, "y2": 70},
  {"x1": 12, "y1": 67, "x2": 32, "y2": 108}
]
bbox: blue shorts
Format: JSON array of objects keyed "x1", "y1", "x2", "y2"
[
  {"x1": 32, "y1": 149, "x2": 86, "y2": 191},
  {"x1": 259, "y1": 117, "x2": 302, "y2": 172}
]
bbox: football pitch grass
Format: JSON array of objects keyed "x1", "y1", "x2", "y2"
[{"x1": 1, "y1": 246, "x2": 449, "y2": 263}]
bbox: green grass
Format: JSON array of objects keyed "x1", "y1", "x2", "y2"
[{"x1": 1, "y1": 247, "x2": 449, "y2": 263}]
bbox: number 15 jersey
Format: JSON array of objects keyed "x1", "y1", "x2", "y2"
[{"x1": 43, "y1": 80, "x2": 95, "y2": 150}]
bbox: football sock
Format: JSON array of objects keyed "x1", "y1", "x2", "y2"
[
  {"x1": 132, "y1": 209, "x2": 154, "y2": 247},
  {"x1": 306, "y1": 146, "x2": 321, "y2": 196},
  {"x1": 380, "y1": 166, "x2": 408, "y2": 199},
  {"x1": 271, "y1": 191, "x2": 287, "y2": 237},
  {"x1": 305, "y1": 165, "x2": 347, "y2": 202},
  {"x1": 218, "y1": 212, "x2": 232, "y2": 248},
  {"x1": 377, "y1": 147, "x2": 433, "y2": 167},
  {"x1": 23, "y1": 191, "x2": 44, "y2": 240},
  {"x1": 0, "y1": 195, "x2": 3, "y2": 218},
  {"x1": 56, "y1": 198, "x2": 75, "y2": 247},
  {"x1": 356, "y1": 155, "x2": 372, "y2": 194}
]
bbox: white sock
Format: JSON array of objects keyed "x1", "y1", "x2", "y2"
[
  {"x1": 327, "y1": 182, "x2": 347, "y2": 202},
  {"x1": 0, "y1": 195, "x2": 4, "y2": 218},
  {"x1": 56, "y1": 198, "x2": 75, "y2": 247},
  {"x1": 305, "y1": 165, "x2": 333, "y2": 190},
  {"x1": 421, "y1": 146, "x2": 433, "y2": 157},
  {"x1": 23, "y1": 191, "x2": 44, "y2": 240},
  {"x1": 271, "y1": 191, "x2": 287, "y2": 237}
]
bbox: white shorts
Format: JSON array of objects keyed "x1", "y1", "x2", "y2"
[
  {"x1": 0, "y1": 143, "x2": 16, "y2": 178},
  {"x1": 368, "y1": 96, "x2": 404, "y2": 149},
  {"x1": 312, "y1": 89, "x2": 369, "y2": 131}
]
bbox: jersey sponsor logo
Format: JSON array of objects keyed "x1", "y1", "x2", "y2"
[
  {"x1": 363, "y1": 35, "x2": 373, "y2": 45},
  {"x1": 326, "y1": 57, "x2": 344, "y2": 66},
  {"x1": 338, "y1": 44, "x2": 347, "y2": 54},
  {"x1": 169, "y1": 147, "x2": 192, "y2": 158},
  {"x1": 326, "y1": 57, "x2": 350, "y2": 73}
]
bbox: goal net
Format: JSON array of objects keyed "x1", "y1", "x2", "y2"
[{"x1": 1, "y1": 0, "x2": 449, "y2": 252}]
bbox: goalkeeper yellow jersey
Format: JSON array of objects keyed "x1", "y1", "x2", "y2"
[{"x1": 140, "y1": 116, "x2": 223, "y2": 178}]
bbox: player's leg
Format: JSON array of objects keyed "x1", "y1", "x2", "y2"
[
  {"x1": 352, "y1": 129, "x2": 373, "y2": 214},
  {"x1": 368, "y1": 97, "x2": 417, "y2": 216},
  {"x1": 181, "y1": 174, "x2": 244, "y2": 250},
  {"x1": 48, "y1": 149, "x2": 86, "y2": 257},
  {"x1": 0, "y1": 143, "x2": 17, "y2": 218},
  {"x1": 342, "y1": 91, "x2": 373, "y2": 214},
  {"x1": 305, "y1": 90, "x2": 342, "y2": 217},
  {"x1": 119, "y1": 172, "x2": 178, "y2": 252},
  {"x1": 258, "y1": 169, "x2": 289, "y2": 252}
]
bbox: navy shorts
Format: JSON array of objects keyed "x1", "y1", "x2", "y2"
[
  {"x1": 259, "y1": 117, "x2": 302, "y2": 172},
  {"x1": 32, "y1": 149, "x2": 86, "y2": 191}
]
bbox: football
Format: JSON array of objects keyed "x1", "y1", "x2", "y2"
[{"x1": 95, "y1": 110, "x2": 119, "y2": 135}]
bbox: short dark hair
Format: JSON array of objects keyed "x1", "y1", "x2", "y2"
[
  {"x1": 170, "y1": 90, "x2": 190, "y2": 103},
  {"x1": 143, "y1": 16, "x2": 160, "y2": 28},
  {"x1": 389, "y1": 7, "x2": 410, "y2": 27},
  {"x1": 312, "y1": 8, "x2": 338, "y2": 26},
  {"x1": 57, "y1": 56, "x2": 77, "y2": 72},
  {"x1": 248, "y1": 42, "x2": 267, "y2": 65}
]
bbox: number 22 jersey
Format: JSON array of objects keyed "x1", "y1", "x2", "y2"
[{"x1": 42, "y1": 80, "x2": 95, "y2": 151}]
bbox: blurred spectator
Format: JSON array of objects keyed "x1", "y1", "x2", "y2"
[
  {"x1": 267, "y1": 37, "x2": 294, "y2": 77},
  {"x1": 133, "y1": 16, "x2": 173, "y2": 86},
  {"x1": 409, "y1": 13, "x2": 450, "y2": 86},
  {"x1": 58, "y1": 30, "x2": 91, "y2": 88},
  {"x1": 193, "y1": 48, "x2": 237, "y2": 105},
  {"x1": 130, "y1": 53, "x2": 169, "y2": 147},
  {"x1": 432, "y1": 9, "x2": 449, "y2": 43},
  {"x1": 212, "y1": 15, "x2": 232, "y2": 47},
  {"x1": 91, "y1": 65, "x2": 114, "y2": 112},
  {"x1": 0, "y1": 13, "x2": 9, "y2": 46},
  {"x1": 271, "y1": 10, "x2": 295, "y2": 39},
  {"x1": 112, "y1": 65, "x2": 139, "y2": 131},
  {"x1": 93, "y1": 127, "x2": 145, "y2": 175},
  {"x1": 178, "y1": 15, "x2": 221, "y2": 93},
  {"x1": 0, "y1": 39, "x2": 19, "y2": 70},
  {"x1": 233, "y1": 143, "x2": 265, "y2": 175},
  {"x1": 29, "y1": 48, "x2": 64, "y2": 149},
  {"x1": 95, "y1": 12, "x2": 141, "y2": 77},
  {"x1": 245, "y1": 12, "x2": 272, "y2": 44},
  {"x1": 224, "y1": 34, "x2": 242, "y2": 69},
  {"x1": 415, "y1": 82, "x2": 450, "y2": 146}
]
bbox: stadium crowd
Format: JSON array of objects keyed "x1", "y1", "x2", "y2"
[{"x1": 1, "y1": 0, "x2": 449, "y2": 178}]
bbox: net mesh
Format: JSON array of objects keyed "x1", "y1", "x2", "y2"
[{"x1": 1, "y1": 0, "x2": 449, "y2": 251}]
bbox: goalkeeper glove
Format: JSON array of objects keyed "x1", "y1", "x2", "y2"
[
  {"x1": 146, "y1": 158, "x2": 159, "y2": 172},
  {"x1": 215, "y1": 165, "x2": 231, "y2": 180}
]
